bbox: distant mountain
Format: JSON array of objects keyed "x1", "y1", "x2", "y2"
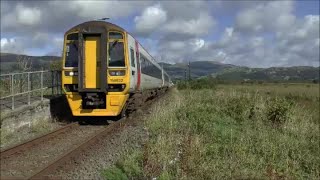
[
  {"x1": 214, "y1": 66, "x2": 320, "y2": 82},
  {"x1": 0, "y1": 53, "x2": 60, "y2": 73},
  {"x1": 0, "y1": 53, "x2": 60, "y2": 63},
  {"x1": 160, "y1": 61, "x2": 236, "y2": 80},
  {"x1": 1, "y1": 53, "x2": 318, "y2": 82},
  {"x1": 161, "y1": 61, "x2": 319, "y2": 82}
]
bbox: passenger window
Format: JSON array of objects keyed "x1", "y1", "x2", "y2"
[{"x1": 130, "y1": 48, "x2": 135, "y2": 67}]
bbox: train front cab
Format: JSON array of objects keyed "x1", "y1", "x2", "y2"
[{"x1": 62, "y1": 29, "x2": 130, "y2": 116}]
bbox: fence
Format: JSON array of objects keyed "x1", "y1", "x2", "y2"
[{"x1": 0, "y1": 70, "x2": 62, "y2": 110}]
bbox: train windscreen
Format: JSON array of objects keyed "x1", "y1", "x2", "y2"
[
  {"x1": 65, "y1": 41, "x2": 78, "y2": 67},
  {"x1": 108, "y1": 41, "x2": 125, "y2": 67}
]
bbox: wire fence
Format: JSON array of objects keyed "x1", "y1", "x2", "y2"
[{"x1": 0, "y1": 70, "x2": 62, "y2": 111}]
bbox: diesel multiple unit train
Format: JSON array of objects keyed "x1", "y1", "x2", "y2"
[{"x1": 62, "y1": 20, "x2": 172, "y2": 117}]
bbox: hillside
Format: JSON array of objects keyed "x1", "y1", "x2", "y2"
[
  {"x1": 161, "y1": 61, "x2": 319, "y2": 82},
  {"x1": 0, "y1": 53, "x2": 61, "y2": 73},
  {"x1": 0, "y1": 53, "x2": 318, "y2": 82},
  {"x1": 160, "y1": 61, "x2": 236, "y2": 80},
  {"x1": 214, "y1": 66, "x2": 320, "y2": 82}
]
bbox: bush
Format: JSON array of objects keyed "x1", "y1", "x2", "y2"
[
  {"x1": 102, "y1": 151, "x2": 143, "y2": 180},
  {"x1": 265, "y1": 97, "x2": 293, "y2": 126},
  {"x1": 101, "y1": 167, "x2": 128, "y2": 180},
  {"x1": 50, "y1": 60, "x2": 62, "y2": 71},
  {"x1": 222, "y1": 96, "x2": 255, "y2": 123},
  {"x1": 176, "y1": 77, "x2": 217, "y2": 90}
]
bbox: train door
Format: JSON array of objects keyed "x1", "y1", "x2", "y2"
[
  {"x1": 84, "y1": 36, "x2": 100, "y2": 89},
  {"x1": 129, "y1": 47, "x2": 137, "y2": 91}
]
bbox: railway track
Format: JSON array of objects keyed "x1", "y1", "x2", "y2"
[
  {"x1": 0, "y1": 122, "x2": 106, "y2": 179},
  {"x1": 0, "y1": 88, "x2": 169, "y2": 179}
]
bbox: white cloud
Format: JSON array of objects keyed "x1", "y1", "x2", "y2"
[
  {"x1": 0, "y1": 34, "x2": 63, "y2": 55},
  {"x1": 191, "y1": 39, "x2": 205, "y2": 51},
  {"x1": 1, "y1": 38, "x2": 16, "y2": 49},
  {"x1": 235, "y1": 1, "x2": 296, "y2": 33},
  {"x1": 16, "y1": 3, "x2": 41, "y2": 26},
  {"x1": 1, "y1": 1, "x2": 318, "y2": 67},
  {"x1": 134, "y1": 4, "x2": 167, "y2": 35},
  {"x1": 68, "y1": 1, "x2": 145, "y2": 19},
  {"x1": 164, "y1": 12, "x2": 216, "y2": 36}
]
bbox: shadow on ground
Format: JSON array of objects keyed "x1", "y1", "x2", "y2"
[{"x1": 49, "y1": 95, "x2": 121, "y2": 126}]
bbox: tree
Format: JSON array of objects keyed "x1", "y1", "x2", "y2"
[{"x1": 50, "y1": 60, "x2": 62, "y2": 71}]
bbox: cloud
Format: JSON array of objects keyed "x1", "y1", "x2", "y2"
[
  {"x1": 235, "y1": 1, "x2": 296, "y2": 34},
  {"x1": 163, "y1": 12, "x2": 216, "y2": 37},
  {"x1": 1, "y1": 1, "x2": 150, "y2": 35},
  {"x1": 0, "y1": 0, "x2": 319, "y2": 67},
  {"x1": 0, "y1": 0, "x2": 150, "y2": 55},
  {"x1": 1, "y1": 33, "x2": 63, "y2": 56},
  {"x1": 134, "y1": 3, "x2": 167, "y2": 36},
  {"x1": 16, "y1": 3, "x2": 41, "y2": 26}
]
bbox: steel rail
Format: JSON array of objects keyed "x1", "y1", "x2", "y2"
[
  {"x1": 0, "y1": 87, "x2": 170, "y2": 179},
  {"x1": 28, "y1": 89, "x2": 169, "y2": 179},
  {"x1": 27, "y1": 124, "x2": 114, "y2": 180},
  {"x1": 0, "y1": 123, "x2": 78, "y2": 159}
]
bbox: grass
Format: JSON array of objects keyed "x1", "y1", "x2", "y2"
[
  {"x1": 102, "y1": 83, "x2": 319, "y2": 179},
  {"x1": 0, "y1": 117, "x2": 59, "y2": 149}
]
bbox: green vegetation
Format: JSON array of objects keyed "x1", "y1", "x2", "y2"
[
  {"x1": 1, "y1": 117, "x2": 58, "y2": 149},
  {"x1": 0, "y1": 53, "x2": 60, "y2": 73},
  {"x1": 103, "y1": 83, "x2": 319, "y2": 179},
  {"x1": 175, "y1": 77, "x2": 217, "y2": 90}
]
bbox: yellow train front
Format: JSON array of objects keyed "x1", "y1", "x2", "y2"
[{"x1": 62, "y1": 21, "x2": 171, "y2": 117}]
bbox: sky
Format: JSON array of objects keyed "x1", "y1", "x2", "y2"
[{"x1": 0, "y1": 0, "x2": 319, "y2": 67}]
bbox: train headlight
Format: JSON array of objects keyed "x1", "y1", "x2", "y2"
[
  {"x1": 109, "y1": 70, "x2": 125, "y2": 76},
  {"x1": 65, "y1": 71, "x2": 78, "y2": 76}
]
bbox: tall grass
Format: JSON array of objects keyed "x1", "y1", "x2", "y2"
[{"x1": 103, "y1": 85, "x2": 319, "y2": 179}]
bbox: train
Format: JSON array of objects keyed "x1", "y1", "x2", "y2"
[{"x1": 61, "y1": 20, "x2": 172, "y2": 117}]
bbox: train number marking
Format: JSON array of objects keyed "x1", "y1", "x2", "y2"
[{"x1": 110, "y1": 79, "x2": 123, "y2": 82}]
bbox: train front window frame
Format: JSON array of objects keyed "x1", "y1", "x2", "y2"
[
  {"x1": 108, "y1": 40, "x2": 125, "y2": 67},
  {"x1": 64, "y1": 33, "x2": 79, "y2": 68},
  {"x1": 108, "y1": 31, "x2": 125, "y2": 67}
]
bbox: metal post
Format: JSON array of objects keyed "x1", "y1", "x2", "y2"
[
  {"x1": 188, "y1": 61, "x2": 191, "y2": 81},
  {"x1": 184, "y1": 69, "x2": 187, "y2": 81},
  {"x1": 59, "y1": 71, "x2": 62, "y2": 94},
  {"x1": 20, "y1": 74, "x2": 23, "y2": 93},
  {"x1": 55, "y1": 71, "x2": 58, "y2": 95},
  {"x1": 11, "y1": 74, "x2": 14, "y2": 110},
  {"x1": 28, "y1": 72, "x2": 30, "y2": 105},
  {"x1": 51, "y1": 71, "x2": 54, "y2": 95},
  {"x1": 30, "y1": 73, "x2": 33, "y2": 92},
  {"x1": 41, "y1": 71, "x2": 43, "y2": 101}
]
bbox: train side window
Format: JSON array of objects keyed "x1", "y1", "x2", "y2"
[{"x1": 130, "y1": 48, "x2": 135, "y2": 67}]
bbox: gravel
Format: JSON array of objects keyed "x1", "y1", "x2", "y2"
[
  {"x1": 50, "y1": 119, "x2": 147, "y2": 179},
  {"x1": 48, "y1": 92, "x2": 166, "y2": 179},
  {"x1": 1, "y1": 89, "x2": 169, "y2": 179},
  {"x1": 1, "y1": 124, "x2": 106, "y2": 178}
]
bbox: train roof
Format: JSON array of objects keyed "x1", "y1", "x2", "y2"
[{"x1": 65, "y1": 20, "x2": 126, "y2": 35}]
